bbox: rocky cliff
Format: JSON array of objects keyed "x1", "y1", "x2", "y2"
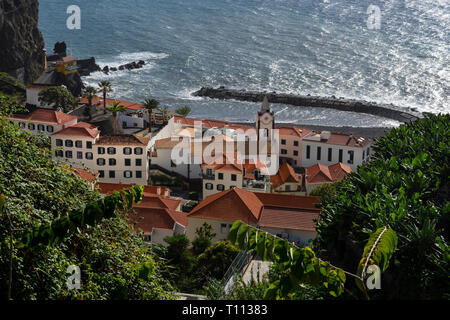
[{"x1": 0, "y1": 0, "x2": 45, "y2": 84}]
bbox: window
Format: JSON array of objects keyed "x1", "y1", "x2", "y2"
[
  {"x1": 65, "y1": 151, "x2": 73, "y2": 158},
  {"x1": 306, "y1": 145, "x2": 310, "y2": 159},
  {"x1": 363, "y1": 150, "x2": 365, "y2": 160},
  {"x1": 339, "y1": 149, "x2": 343, "y2": 162},
  {"x1": 220, "y1": 223, "x2": 228, "y2": 234},
  {"x1": 46, "y1": 125, "x2": 54, "y2": 133},
  {"x1": 37, "y1": 124, "x2": 45, "y2": 131},
  {"x1": 281, "y1": 149, "x2": 287, "y2": 155},
  {"x1": 98, "y1": 147, "x2": 105, "y2": 154},
  {"x1": 97, "y1": 158, "x2": 106, "y2": 166},
  {"x1": 136, "y1": 159, "x2": 142, "y2": 166},
  {"x1": 217, "y1": 184, "x2": 225, "y2": 191},
  {"x1": 98, "y1": 170, "x2": 104, "y2": 178},
  {"x1": 124, "y1": 171, "x2": 132, "y2": 178},
  {"x1": 65, "y1": 140, "x2": 73, "y2": 147},
  {"x1": 218, "y1": 173, "x2": 224, "y2": 180},
  {"x1": 85, "y1": 152, "x2": 93, "y2": 160},
  {"x1": 19, "y1": 122, "x2": 26, "y2": 128},
  {"x1": 109, "y1": 171, "x2": 115, "y2": 178},
  {"x1": 367, "y1": 147, "x2": 370, "y2": 156},
  {"x1": 55, "y1": 150, "x2": 63, "y2": 157},
  {"x1": 231, "y1": 174, "x2": 237, "y2": 181},
  {"x1": 285, "y1": 185, "x2": 291, "y2": 191},
  {"x1": 77, "y1": 152, "x2": 83, "y2": 160},
  {"x1": 293, "y1": 150, "x2": 298, "y2": 156},
  {"x1": 107, "y1": 147, "x2": 116, "y2": 155},
  {"x1": 134, "y1": 147, "x2": 143, "y2": 155},
  {"x1": 348, "y1": 150, "x2": 354, "y2": 164},
  {"x1": 136, "y1": 171, "x2": 142, "y2": 178},
  {"x1": 281, "y1": 139, "x2": 286, "y2": 145},
  {"x1": 205, "y1": 183, "x2": 213, "y2": 190},
  {"x1": 109, "y1": 158, "x2": 117, "y2": 166},
  {"x1": 317, "y1": 146, "x2": 321, "y2": 160},
  {"x1": 293, "y1": 140, "x2": 299, "y2": 147},
  {"x1": 28, "y1": 123, "x2": 35, "y2": 130},
  {"x1": 206, "y1": 168, "x2": 213, "y2": 176},
  {"x1": 56, "y1": 139, "x2": 63, "y2": 147},
  {"x1": 328, "y1": 148, "x2": 332, "y2": 162},
  {"x1": 123, "y1": 147, "x2": 132, "y2": 155},
  {"x1": 125, "y1": 159, "x2": 131, "y2": 166},
  {"x1": 75, "y1": 140, "x2": 83, "y2": 148},
  {"x1": 86, "y1": 141, "x2": 92, "y2": 149}
]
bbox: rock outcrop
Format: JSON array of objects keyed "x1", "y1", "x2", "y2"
[
  {"x1": 193, "y1": 87, "x2": 419, "y2": 123},
  {"x1": 0, "y1": 0, "x2": 45, "y2": 84},
  {"x1": 101, "y1": 60, "x2": 145, "y2": 74}
]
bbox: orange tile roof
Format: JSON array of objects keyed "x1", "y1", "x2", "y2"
[
  {"x1": 306, "y1": 162, "x2": 352, "y2": 184},
  {"x1": 131, "y1": 207, "x2": 188, "y2": 234},
  {"x1": 77, "y1": 96, "x2": 144, "y2": 111},
  {"x1": 277, "y1": 126, "x2": 312, "y2": 138},
  {"x1": 270, "y1": 162, "x2": 301, "y2": 189},
  {"x1": 254, "y1": 192, "x2": 320, "y2": 210},
  {"x1": 97, "y1": 183, "x2": 171, "y2": 197},
  {"x1": 10, "y1": 109, "x2": 78, "y2": 125},
  {"x1": 189, "y1": 188, "x2": 263, "y2": 224},
  {"x1": 52, "y1": 122, "x2": 100, "y2": 138},
  {"x1": 62, "y1": 165, "x2": 99, "y2": 184},
  {"x1": 189, "y1": 188, "x2": 321, "y2": 232},
  {"x1": 96, "y1": 134, "x2": 149, "y2": 146},
  {"x1": 172, "y1": 115, "x2": 253, "y2": 131},
  {"x1": 304, "y1": 131, "x2": 371, "y2": 147},
  {"x1": 258, "y1": 207, "x2": 320, "y2": 232}
]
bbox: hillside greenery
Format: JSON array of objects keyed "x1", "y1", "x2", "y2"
[
  {"x1": 315, "y1": 113, "x2": 449, "y2": 299},
  {"x1": 0, "y1": 97, "x2": 174, "y2": 300}
]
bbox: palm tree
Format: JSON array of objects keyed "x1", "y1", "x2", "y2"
[
  {"x1": 106, "y1": 101, "x2": 126, "y2": 135},
  {"x1": 98, "y1": 81, "x2": 112, "y2": 113},
  {"x1": 82, "y1": 86, "x2": 97, "y2": 120},
  {"x1": 143, "y1": 98, "x2": 159, "y2": 131},
  {"x1": 175, "y1": 106, "x2": 191, "y2": 118}
]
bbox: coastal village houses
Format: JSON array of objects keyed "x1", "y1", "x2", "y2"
[{"x1": 186, "y1": 187, "x2": 321, "y2": 247}]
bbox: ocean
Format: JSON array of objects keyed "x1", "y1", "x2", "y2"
[{"x1": 38, "y1": 0, "x2": 449, "y2": 127}]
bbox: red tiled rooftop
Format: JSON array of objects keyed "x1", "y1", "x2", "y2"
[
  {"x1": 270, "y1": 162, "x2": 301, "y2": 189},
  {"x1": 306, "y1": 162, "x2": 352, "y2": 184},
  {"x1": 52, "y1": 122, "x2": 100, "y2": 138},
  {"x1": 10, "y1": 109, "x2": 78, "y2": 125},
  {"x1": 304, "y1": 131, "x2": 371, "y2": 147},
  {"x1": 97, "y1": 183, "x2": 171, "y2": 197},
  {"x1": 258, "y1": 207, "x2": 320, "y2": 232},
  {"x1": 96, "y1": 134, "x2": 150, "y2": 146},
  {"x1": 131, "y1": 207, "x2": 188, "y2": 234}
]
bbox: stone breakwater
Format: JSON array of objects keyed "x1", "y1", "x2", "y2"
[{"x1": 192, "y1": 87, "x2": 420, "y2": 123}]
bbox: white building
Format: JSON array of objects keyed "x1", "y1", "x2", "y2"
[
  {"x1": 51, "y1": 123, "x2": 150, "y2": 185},
  {"x1": 8, "y1": 108, "x2": 78, "y2": 137},
  {"x1": 301, "y1": 131, "x2": 372, "y2": 171}
]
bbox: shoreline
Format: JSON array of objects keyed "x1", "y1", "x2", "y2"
[{"x1": 193, "y1": 87, "x2": 420, "y2": 124}]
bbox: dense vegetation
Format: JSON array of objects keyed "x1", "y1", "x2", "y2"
[
  {"x1": 315, "y1": 113, "x2": 449, "y2": 299},
  {"x1": 0, "y1": 95, "x2": 174, "y2": 300},
  {"x1": 227, "y1": 114, "x2": 448, "y2": 300},
  {"x1": 154, "y1": 228, "x2": 240, "y2": 294}
]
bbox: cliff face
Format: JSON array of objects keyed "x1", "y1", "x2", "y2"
[{"x1": 0, "y1": 0, "x2": 45, "y2": 84}]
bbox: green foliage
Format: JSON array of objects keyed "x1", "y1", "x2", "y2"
[
  {"x1": 0, "y1": 114, "x2": 173, "y2": 300},
  {"x1": 356, "y1": 227, "x2": 398, "y2": 292},
  {"x1": 309, "y1": 182, "x2": 339, "y2": 204},
  {"x1": 0, "y1": 72, "x2": 25, "y2": 97},
  {"x1": 197, "y1": 241, "x2": 240, "y2": 280},
  {"x1": 38, "y1": 86, "x2": 76, "y2": 112},
  {"x1": 228, "y1": 220, "x2": 348, "y2": 299},
  {"x1": 175, "y1": 106, "x2": 191, "y2": 117},
  {"x1": 315, "y1": 113, "x2": 450, "y2": 299},
  {"x1": 192, "y1": 222, "x2": 216, "y2": 255},
  {"x1": 0, "y1": 93, "x2": 25, "y2": 115},
  {"x1": 18, "y1": 185, "x2": 144, "y2": 248}
]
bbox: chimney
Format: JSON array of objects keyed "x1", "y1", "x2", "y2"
[{"x1": 320, "y1": 131, "x2": 331, "y2": 140}]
